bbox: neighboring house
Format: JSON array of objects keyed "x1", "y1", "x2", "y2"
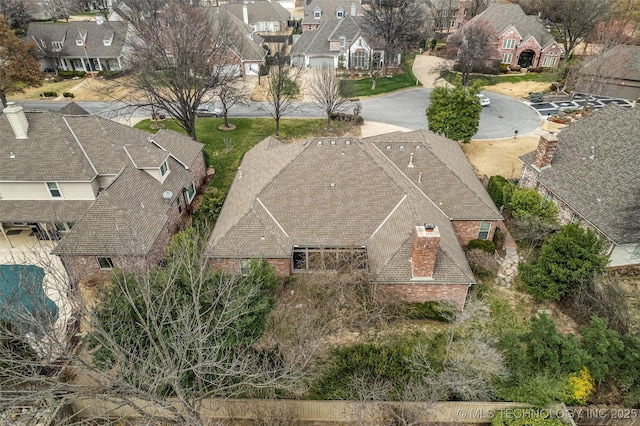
[
  {"x1": 26, "y1": 20, "x2": 135, "y2": 73},
  {"x1": 208, "y1": 9, "x2": 268, "y2": 77},
  {"x1": 519, "y1": 104, "x2": 640, "y2": 271},
  {"x1": 459, "y1": 3, "x2": 563, "y2": 69},
  {"x1": 301, "y1": 0, "x2": 363, "y2": 32},
  {"x1": 221, "y1": 2, "x2": 291, "y2": 35},
  {"x1": 429, "y1": 0, "x2": 475, "y2": 33},
  {"x1": 577, "y1": 45, "x2": 640, "y2": 103},
  {"x1": 206, "y1": 130, "x2": 503, "y2": 310},
  {"x1": 0, "y1": 104, "x2": 206, "y2": 283},
  {"x1": 291, "y1": 16, "x2": 390, "y2": 69}
]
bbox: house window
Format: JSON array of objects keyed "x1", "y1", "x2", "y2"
[
  {"x1": 52, "y1": 41, "x2": 63, "y2": 51},
  {"x1": 75, "y1": 39, "x2": 84, "y2": 46},
  {"x1": 160, "y1": 160, "x2": 169, "y2": 177},
  {"x1": 240, "y1": 259, "x2": 252, "y2": 275},
  {"x1": 545, "y1": 193, "x2": 552, "y2": 202},
  {"x1": 46, "y1": 182, "x2": 62, "y2": 198},
  {"x1": 336, "y1": 8, "x2": 344, "y2": 17},
  {"x1": 292, "y1": 246, "x2": 367, "y2": 271},
  {"x1": 339, "y1": 37, "x2": 346, "y2": 48},
  {"x1": 97, "y1": 256, "x2": 114, "y2": 269},
  {"x1": 103, "y1": 39, "x2": 112, "y2": 46},
  {"x1": 571, "y1": 215, "x2": 580, "y2": 224},
  {"x1": 450, "y1": 20, "x2": 456, "y2": 28},
  {"x1": 542, "y1": 56, "x2": 557, "y2": 67},
  {"x1": 176, "y1": 197, "x2": 182, "y2": 214},
  {"x1": 186, "y1": 181, "x2": 196, "y2": 203},
  {"x1": 478, "y1": 222, "x2": 492, "y2": 240},
  {"x1": 314, "y1": 8, "x2": 321, "y2": 19},
  {"x1": 502, "y1": 39, "x2": 516, "y2": 49},
  {"x1": 501, "y1": 53, "x2": 512, "y2": 64},
  {"x1": 54, "y1": 222, "x2": 74, "y2": 232},
  {"x1": 353, "y1": 50, "x2": 368, "y2": 69}
]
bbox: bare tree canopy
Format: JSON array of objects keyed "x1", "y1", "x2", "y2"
[
  {"x1": 612, "y1": 0, "x2": 640, "y2": 41},
  {"x1": 0, "y1": 15, "x2": 42, "y2": 107},
  {"x1": 216, "y1": 76, "x2": 247, "y2": 129},
  {"x1": 535, "y1": 0, "x2": 615, "y2": 55},
  {"x1": 307, "y1": 65, "x2": 353, "y2": 128},
  {"x1": 362, "y1": 0, "x2": 427, "y2": 73},
  {"x1": 113, "y1": 1, "x2": 238, "y2": 140},
  {"x1": 0, "y1": 0, "x2": 31, "y2": 29},
  {"x1": 260, "y1": 55, "x2": 302, "y2": 136},
  {"x1": 445, "y1": 19, "x2": 500, "y2": 86}
]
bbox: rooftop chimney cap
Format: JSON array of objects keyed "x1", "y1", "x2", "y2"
[
  {"x1": 162, "y1": 191, "x2": 173, "y2": 202},
  {"x1": 424, "y1": 223, "x2": 435, "y2": 230}
]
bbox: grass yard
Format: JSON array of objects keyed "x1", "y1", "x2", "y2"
[
  {"x1": 440, "y1": 69, "x2": 558, "y2": 88},
  {"x1": 135, "y1": 117, "x2": 355, "y2": 194},
  {"x1": 7, "y1": 78, "x2": 80, "y2": 101},
  {"x1": 349, "y1": 54, "x2": 422, "y2": 97}
]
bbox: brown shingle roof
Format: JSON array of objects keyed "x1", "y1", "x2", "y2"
[
  {"x1": 519, "y1": 104, "x2": 640, "y2": 244},
  {"x1": 208, "y1": 131, "x2": 501, "y2": 284}
]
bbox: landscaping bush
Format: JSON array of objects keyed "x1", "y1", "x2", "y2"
[
  {"x1": 530, "y1": 92, "x2": 544, "y2": 102},
  {"x1": 330, "y1": 112, "x2": 364, "y2": 124},
  {"x1": 58, "y1": 70, "x2": 86, "y2": 78},
  {"x1": 391, "y1": 301, "x2": 455, "y2": 322},
  {"x1": 41, "y1": 91, "x2": 58, "y2": 97},
  {"x1": 492, "y1": 226, "x2": 505, "y2": 250},
  {"x1": 499, "y1": 63, "x2": 510, "y2": 73},
  {"x1": 487, "y1": 175, "x2": 516, "y2": 209},
  {"x1": 97, "y1": 70, "x2": 122, "y2": 79},
  {"x1": 510, "y1": 65, "x2": 521, "y2": 72},
  {"x1": 468, "y1": 239, "x2": 496, "y2": 253},
  {"x1": 467, "y1": 248, "x2": 499, "y2": 278},
  {"x1": 63, "y1": 92, "x2": 74, "y2": 98},
  {"x1": 509, "y1": 187, "x2": 559, "y2": 224}
]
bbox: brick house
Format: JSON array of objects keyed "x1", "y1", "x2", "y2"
[
  {"x1": 0, "y1": 104, "x2": 206, "y2": 284},
  {"x1": 206, "y1": 130, "x2": 503, "y2": 310},
  {"x1": 519, "y1": 105, "x2": 640, "y2": 271},
  {"x1": 459, "y1": 3, "x2": 564, "y2": 69},
  {"x1": 578, "y1": 45, "x2": 640, "y2": 103}
]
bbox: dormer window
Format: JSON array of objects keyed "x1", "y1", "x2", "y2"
[
  {"x1": 52, "y1": 41, "x2": 63, "y2": 51},
  {"x1": 336, "y1": 7, "x2": 344, "y2": 17},
  {"x1": 160, "y1": 160, "x2": 169, "y2": 178},
  {"x1": 75, "y1": 39, "x2": 84, "y2": 46},
  {"x1": 46, "y1": 182, "x2": 62, "y2": 198},
  {"x1": 103, "y1": 39, "x2": 112, "y2": 46},
  {"x1": 314, "y1": 8, "x2": 321, "y2": 19}
]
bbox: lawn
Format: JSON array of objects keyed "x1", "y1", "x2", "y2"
[
  {"x1": 440, "y1": 69, "x2": 558, "y2": 87},
  {"x1": 6, "y1": 78, "x2": 80, "y2": 101},
  {"x1": 135, "y1": 117, "x2": 355, "y2": 195},
  {"x1": 349, "y1": 54, "x2": 422, "y2": 97}
]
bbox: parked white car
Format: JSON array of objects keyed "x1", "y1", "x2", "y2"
[
  {"x1": 196, "y1": 104, "x2": 223, "y2": 117},
  {"x1": 477, "y1": 94, "x2": 491, "y2": 106}
]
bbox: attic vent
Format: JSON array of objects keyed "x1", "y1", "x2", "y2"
[
  {"x1": 416, "y1": 145, "x2": 421, "y2": 150},
  {"x1": 330, "y1": 182, "x2": 336, "y2": 188},
  {"x1": 399, "y1": 145, "x2": 405, "y2": 151},
  {"x1": 385, "y1": 145, "x2": 391, "y2": 151},
  {"x1": 330, "y1": 140, "x2": 336, "y2": 145},
  {"x1": 317, "y1": 140, "x2": 323, "y2": 146},
  {"x1": 345, "y1": 140, "x2": 351, "y2": 145}
]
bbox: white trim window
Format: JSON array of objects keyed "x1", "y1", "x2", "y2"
[
  {"x1": 240, "y1": 259, "x2": 252, "y2": 275},
  {"x1": 52, "y1": 41, "x2": 63, "y2": 51},
  {"x1": 186, "y1": 181, "x2": 196, "y2": 203},
  {"x1": 478, "y1": 222, "x2": 492, "y2": 240},
  {"x1": 339, "y1": 36, "x2": 346, "y2": 48},
  {"x1": 542, "y1": 55, "x2": 557, "y2": 67},
  {"x1": 314, "y1": 8, "x2": 321, "y2": 19},
  {"x1": 160, "y1": 160, "x2": 169, "y2": 178},
  {"x1": 502, "y1": 38, "x2": 516, "y2": 49},
  {"x1": 336, "y1": 7, "x2": 344, "y2": 17},
  {"x1": 46, "y1": 182, "x2": 62, "y2": 198},
  {"x1": 501, "y1": 53, "x2": 512, "y2": 64}
]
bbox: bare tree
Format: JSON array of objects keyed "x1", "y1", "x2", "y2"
[
  {"x1": 467, "y1": 0, "x2": 491, "y2": 17},
  {"x1": 216, "y1": 76, "x2": 247, "y2": 129},
  {"x1": 0, "y1": 0, "x2": 32, "y2": 29},
  {"x1": 445, "y1": 19, "x2": 500, "y2": 86},
  {"x1": 260, "y1": 54, "x2": 302, "y2": 136},
  {"x1": 362, "y1": 0, "x2": 427, "y2": 74},
  {"x1": 110, "y1": 0, "x2": 238, "y2": 140},
  {"x1": 535, "y1": 0, "x2": 615, "y2": 55},
  {"x1": 307, "y1": 65, "x2": 353, "y2": 128},
  {"x1": 0, "y1": 230, "x2": 309, "y2": 425},
  {"x1": 36, "y1": 0, "x2": 80, "y2": 22}
]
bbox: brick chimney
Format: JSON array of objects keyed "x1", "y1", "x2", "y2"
[
  {"x1": 242, "y1": 5, "x2": 249, "y2": 25},
  {"x1": 3, "y1": 102, "x2": 29, "y2": 139},
  {"x1": 350, "y1": 1, "x2": 356, "y2": 16},
  {"x1": 412, "y1": 224, "x2": 440, "y2": 280},
  {"x1": 532, "y1": 131, "x2": 558, "y2": 170}
]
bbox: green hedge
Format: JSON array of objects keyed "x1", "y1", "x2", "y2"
[
  {"x1": 97, "y1": 70, "x2": 122, "y2": 79},
  {"x1": 487, "y1": 175, "x2": 516, "y2": 209},
  {"x1": 58, "y1": 70, "x2": 86, "y2": 78},
  {"x1": 468, "y1": 239, "x2": 496, "y2": 253},
  {"x1": 41, "y1": 91, "x2": 58, "y2": 97},
  {"x1": 63, "y1": 92, "x2": 74, "y2": 98}
]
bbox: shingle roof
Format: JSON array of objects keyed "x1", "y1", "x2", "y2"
[
  {"x1": 0, "y1": 109, "x2": 204, "y2": 257},
  {"x1": 291, "y1": 16, "x2": 363, "y2": 57},
  {"x1": 207, "y1": 9, "x2": 266, "y2": 63},
  {"x1": 208, "y1": 131, "x2": 501, "y2": 284},
  {"x1": 581, "y1": 44, "x2": 640, "y2": 81},
  {"x1": 519, "y1": 104, "x2": 640, "y2": 245},
  {"x1": 221, "y1": 2, "x2": 291, "y2": 26},
  {"x1": 58, "y1": 102, "x2": 90, "y2": 116},
  {"x1": 302, "y1": 0, "x2": 364, "y2": 27},
  {"x1": 469, "y1": 3, "x2": 559, "y2": 51},
  {"x1": 26, "y1": 21, "x2": 131, "y2": 59}
]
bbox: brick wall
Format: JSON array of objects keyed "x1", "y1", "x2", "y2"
[
  {"x1": 451, "y1": 220, "x2": 497, "y2": 246},
  {"x1": 61, "y1": 254, "x2": 148, "y2": 285},
  {"x1": 374, "y1": 283, "x2": 470, "y2": 311},
  {"x1": 209, "y1": 257, "x2": 291, "y2": 277},
  {"x1": 412, "y1": 226, "x2": 439, "y2": 278},
  {"x1": 532, "y1": 132, "x2": 559, "y2": 169}
]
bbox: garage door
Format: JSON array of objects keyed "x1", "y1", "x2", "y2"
[{"x1": 309, "y1": 56, "x2": 334, "y2": 68}]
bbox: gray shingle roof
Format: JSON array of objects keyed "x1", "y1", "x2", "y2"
[
  {"x1": 291, "y1": 15, "x2": 363, "y2": 57},
  {"x1": 0, "y1": 200, "x2": 94, "y2": 223},
  {"x1": 302, "y1": 0, "x2": 364, "y2": 27},
  {"x1": 581, "y1": 45, "x2": 640, "y2": 81},
  {"x1": 123, "y1": 145, "x2": 169, "y2": 169},
  {"x1": 221, "y1": 2, "x2": 291, "y2": 26},
  {"x1": 469, "y1": 3, "x2": 559, "y2": 50},
  {"x1": 520, "y1": 104, "x2": 640, "y2": 244},
  {"x1": 26, "y1": 21, "x2": 131, "y2": 59},
  {"x1": 207, "y1": 130, "x2": 501, "y2": 284},
  {"x1": 207, "y1": 9, "x2": 267, "y2": 63}
]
